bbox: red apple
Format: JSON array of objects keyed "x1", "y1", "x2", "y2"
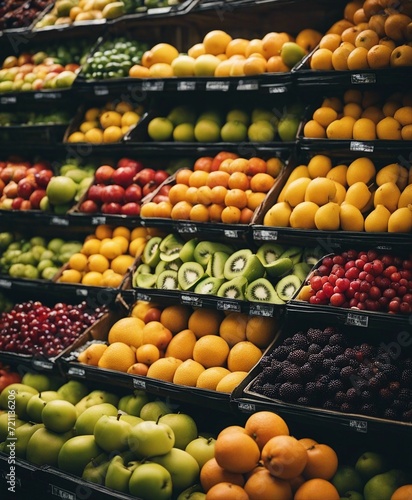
[
  {"x1": 95, "y1": 165, "x2": 115, "y2": 184},
  {"x1": 101, "y1": 202, "x2": 122, "y2": 214},
  {"x1": 101, "y1": 184, "x2": 125, "y2": 204},
  {"x1": 20, "y1": 200, "x2": 32, "y2": 210},
  {"x1": 17, "y1": 178, "x2": 35, "y2": 199},
  {"x1": 12, "y1": 166, "x2": 28, "y2": 182},
  {"x1": 117, "y1": 158, "x2": 144, "y2": 172},
  {"x1": 112, "y1": 166, "x2": 136, "y2": 187},
  {"x1": 121, "y1": 202, "x2": 141, "y2": 216},
  {"x1": 0, "y1": 368, "x2": 21, "y2": 392},
  {"x1": 87, "y1": 184, "x2": 105, "y2": 203},
  {"x1": 18, "y1": 54, "x2": 33, "y2": 66},
  {"x1": 33, "y1": 160, "x2": 51, "y2": 170},
  {"x1": 47, "y1": 64, "x2": 65, "y2": 74},
  {"x1": 29, "y1": 189, "x2": 47, "y2": 209},
  {"x1": 79, "y1": 200, "x2": 99, "y2": 213},
  {"x1": 134, "y1": 168, "x2": 156, "y2": 186},
  {"x1": 152, "y1": 194, "x2": 170, "y2": 204},
  {"x1": 65, "y1": 63, "x2": 80, "y2": 72},
  {"x1": 154, "y1": 170, "x2": 169, "y2": 185},
  {"x1": 34, "y1": 169, "x2": 54, "y2": 188},
  {"x1": 11, "y1": 197, "x2": 24, "y2": 210},
  {"x1": 32, "y1": 79, "x2": 44, "y2": 90},
  {"x1": 144, "y1": 307, "x2": 162, "y2": 322},
  {"x1": 0, "y1": 166, "x2": 14, "y2": 183},
  {"x1": 124, "y1": 184, "x2": 142, "y2": 203}
]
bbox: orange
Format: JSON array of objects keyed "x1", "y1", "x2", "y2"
[
  {"x1": 127, "y1": 363, "x2": 149, "y2": 376},
  {"x1": 135, "y1": 344, "x2": 160, "y2": 365},
  {"x1": 215, "y1": 371, "x2": 247, "y2": 393},
  {"x1": 215, "y1": 430, "x2": 260, "y2": 474},
  {"x1": 97, "y1": 342, "x2": 136, "y2": 372},
  {"x1": 302, "y1": 443, "x2": 338, "y2": 480},
  {"x1": 299, "y1": 438, "x2": 318, "y2": 448},
  {"x1": 100, "y1": 240, "x2": 123, "y2": 260},
  {"x1": 168, "y1": 184, "x2": 189, "y2": 205},
  {"x1": 112, "y1": 235, "x2": 129, "y2": 254},
  {"x1": 303, "y1": 120, "x2": 326, "y2": 138},
  {"x1": 217, "y1": 426, "x2": 248, "y2": 438},
  {"x1": 312, "y1": 107, "x2": 338, "y2": 128},
  {"x1": 266, "y1": 55, "x2": 290, "y2": 72},
  {"x1": 261, "y1": 435, "x2": 308, "y2": 479},
  {"x1": 110, "y1": 254, "x2": 135, "y2": 275},
  {"x1": 108, "y1": 316, "x2": 145, "y2": 348},
  {"x1": 146, "y1": 357, "x2": 182, "y2": 382},
  {"x1": 112, "y1": 226, "x2": 131, "y2": 240},
  {"x1": 188, "y1": 43, "x2": 206, "y2": 58},
  {"x1": 77, "y1": 343, "x2": 108, "y2": 366},
  {"x1": 88, "y1": 254, "x2": 110, "y2": 273},
  {"x1": 228, "y1": 172, "x2": 250, "y2": 191},
  {"x1": 244, "y1": 411, "x2": 290, "y2": 450},
  {"x1": 103, "y1": 272, "x2": 124, "y2": 288},
  {"x1": 68, "y1": 252, "x2": 89, "y2": 272},
  {"x1": 310, "y1": 48, "x2": 333, "y2": 70},
  {"x1": 294, "y1": 478, "x2": 340, "y2": 500},
  {"x1": 206, "y1": 482, "x2": 249, "y2": 500},
  {"x1": 246, "y1": 192, "x2": 266, "y2": 211},
  {"x1": 197, "y1": 186, "x2": 214, "y2": 205},
  {"x1": 58, "y1": 269, "x2": 83, "y2": 284},
  {"x1": 209, "y1": 203, "x2": 225, "y2": 221},
  {"x1": 226, "y1": 38, "x2": 249, "y2": 57},
  {"x1": 196, "y1": 367, "x2": 231, "y2": 390},
  {"x1": 190, "y1": 204, "x2": 210, "y2": 222},
  {"x1": 193, "y1": 335, "x2": 230, "y2": 368},
  {"x1": 81, "y1": 271, "x2": 104, "y2": 286},
  {"x1": 173, "y1": 359, "x2": 205, "y2": 386},
  {"x1": 220, "y1": 206, "x2": 241, "y2": 224},
  {"x1": 95, "y1": 224, "x2": 112, "y2": 239},
  {"x1": 206, "y1": 170, "x2": 230, "y2": 188},
  {"x1": 319, "y1": 34, "x2": 341, "y2": 51},
  {"x1": 376, "y1": 116, "x2": 402, "y2": 140},
  {"x1": 219, "y1": 312, "x2": 248, "y2": 346},
  {"x1": 81, "y1": 238, "x2": 101, "y2": 256},
  {"x1": 245, "y1": 39, "x2": 265, "y2": 58},
  {"x1": 140, "y1": 202, "x2": 157, "y2": 218},
  {"x1": 250, "y1": 173, "x2": 275, "y2": 193},
  {"x1": 227, "y1": 341, "x2": 262, "y2": 372},
  {"x1": 245, "y1": 315, "x2": 278, "y2": 348},
  {"x1": 224, "y1": 189, "x2": 248, "y2": 209},
  {"x1": 240, "y1": 207, "x2": 254, "y2": 224},
  {"x1": 391, "y1": 485, "x2": 412, "y2": 500},
  {"x1": 203, "y1": 30, "x2": 233, "y2": 55},
  {"x1": 200, "y1": 458, "x2": 245, "y2": 492},
  {"x1": 160, "y1": 304, "x2": 192, "y2": 333},
  {"x1": 159, "y1": 330, "x2": 194, "y2": 362},
  {"x1": 175, "y1": 168, "x2": 193, "y2": 185},
  {"x1": 141, "y1": 321, "x2": 173, "y2": 351},
  {"x1": 129, "y1": 64, "x2": 150, "y2": 78},
  {"x1": 188, "y1": 308, "x2": 224, "y2": 338},
  {"x1": 171, "y1": 201, "x2": 193, "y2": 220},
  {"x1": 244, "y1": 468, "x2": 292, "y2": 500},
  {"x1": 189, "y1": 170, "x2": 209, "y2": 188}
]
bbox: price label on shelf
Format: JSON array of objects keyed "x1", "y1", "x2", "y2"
[
  {"x1": 181, "y1": 294, "x2": 203, "y2": 307},
  {"x1": 50, "y1": 216, "x2": 69, "y2": 226},
  {"x1": 177, "y1": 81, "x2": 196, "y2": 91},
  {"x1": 34, "y1": 92, "x2": 62, "y2": 100},
  {"x1": 237, "y1": 80, "x2": 259, "y2": 91},
  {"x1": 349, "y1": 419, "x2": 368, "y2": 433},
  {"x1": 217, "y1": 300, "x2": 241, "y2": 312},
  {"x1": 345, "y1": 312, "x2": 368, "y2": 327},
  {"x1": 177, "y1": 223, "x2": 197, "y2": 233},
  {"x1": 252, "y1": 229, "x2": 278, "y2": 241},
  {"x1": 249, "y1": 303, "x2": 275, "y2": 317},
  {"x1": 238, "y1": 402, "x2": 256, "y2": 412},
  {"x1": 142, "y1": 81, "x2": 164, "y2": 91},
  {"x1": 32, "y1": 359, "x2": 53, "y2": 370},
  {"x1": 91, "y1": 216, "x2": 106, "y2": 225},
  {"x1": 351, "y1": 73, "x2": 376, "y2": 84},
  {"x1": 67, "y1": 367, "x2": 86, "y2": 378},
  {"x1": 135, "y1": 292, "x2": 152, "y2": 302},
  {"x1": 94, "y1": 85, "x2": 109, "y2": 96},
  {"x1": 268, "y1": 85, "x2": 287, "y2": 93},
  {"x1": 0, "y1": 96, "x2": 16, "y2": 104},
  {"x1": 224, "y1": 229, "x2": 243, "y2": 239},
  {"x1": 49, "y1": 484, "x2": 76, "y2": 500},
  {"x1": 133, "y1": 378, "x2": 146, "y2": 389},
  {"x1": 206, "y1": 81, "x2": 230, "y2": 91},
  {"x1": 0, "y1": 279, "x2": 11, "y2": 288},
  {"x1": 76, "y1": 289, "x2": 88, "y2": 297},
  {"x1": 350, "y1": 141, "x2": 374, "y2": 153}
]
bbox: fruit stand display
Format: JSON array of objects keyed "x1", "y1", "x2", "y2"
[{"x1": 0, "y1": 0, "x2": 411, "y2": 498}]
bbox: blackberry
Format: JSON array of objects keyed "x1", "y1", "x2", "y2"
[
  {"x1": 307, "y1": 328, "x2": 329, "y2": 346},
  {"x1": 349, "y1": 359, "x2": 360, "y2": 368},
  {"x1": 383, "y1": 365, "x2": 401, "y2": 381},
  {"x1": 260, "y1": 355, "x2": 272, "y2": 368},
  {"x1": 360, "y1": 403, "x2": 378, "y2": 416},
  {"x1": 360, "y1": 343, "x2": 374, "y2": 358},
  {"x1": 340, "y1": 402, "x2": 354, "y2": 413},
  {"x1": 300, "y1": 362, "x2": 316, "y2": 380},
  {"x1": 402, "y1": 409, "x2": 412, "y2": 422},
  {"x1": 398, "y1": 388, "x2": 412, "y2": 402},
  {"x1": 287, "y1": 349, "x2": 308, "y2": 366},
  {"x1": 361, "y1": 390, "x2": 373, "y2": 401},
  {"x1": 308, "y1": 353, "x2": 325, "y2": 368},
  {"x1": 392, "y1": 399, "x2": 406, "y2": 412},
  {"x1": 271, "y1": 345, "x2": 292, "y2": 361},
  {"x1": 340, "y1": 366, "x2": 356, "y2": 380},
  {"x1": 389, "y1": 381, "x2": 401, "y2": 394},
  {"x1": 283, "y1": 337, "x2": 294, "y2": 346},
  {"x1": 328, "y1": 379, "x2": 344, "y2": 395},
  {"x1": 280, "y1": 364, "x2": 301, "y2": 383},
  {"x1": 323, "y1": 400, "x2": 338, "y2": 411},
  {"x1": 383, "y1": 408, "x2": 398, "y2": 420},
  {"x1": 358, "y1": 364, "x2": 374, "y2": 380},
  {"x1": 290, "y1": 332, "x2": 309, "y2": 347},
  {"x1": 279, "y1": 382, "x2": 303, "y2": 402},
  {"x1": 335, "y1": 354, "x2": 350, "y2": 368},
  {"x1": 368, "y1": 374, "x2": 387, "y2": 391},
  {"x1": 401, "y1": 369, "x2": 412, "y2": 385},
  {"x1": 334, "y1": 391, "x2": 347, "y2": 405},
  {"x1": 323, "y1": 326, "x2": 340, "y2": 336},
  {"x1": 308, "y1": 343, "x2": 322, "y2": 354},
  {"x1": 305, "y1": 382, "x2": 318, "y2": 398},
  {"x1": 379, "y1": 387, "x2": 395, "y2": 402},
  {"x1": 400, "y1": 358, "x2": 412, "y2": 370},
  {"x1": 321, "y1": 345, "x2": 335, "y2": 358},
  {"x1": 270, "y1": 359, "x2": 284, "y2": 373},
  {"x1": 346, "y1": 387, "x2": 359, "y2": 402},
  {"x1": 329, "y1": 333, "x2": 346, "y2": 347},
  {"x1": 322, "y1": 358, "x2": 334, "y2": 371},
  {"x1": 328, "y1": 366, "x2": 341, "y2": 379},
  {"x1": 263, "y1": 365, "x2": 282, "y2": 379},
  {"x1": 344, "y1": 347, "x2": 357, "y2": 360},
  {"x1": 314, "y1": 381, "x2": 328, "y2": 399},
  {"x1": 261, "y1": 383, "x2": 279, "y2": 398}
]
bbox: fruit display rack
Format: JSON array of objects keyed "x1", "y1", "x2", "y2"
[{"x1": 0, "y1": 0, "x2": 411, "y2": 497}]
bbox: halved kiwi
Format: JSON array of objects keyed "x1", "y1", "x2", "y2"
[
  {"x1": 159, "y1": 233, "x2": 185, "y2": 252},
  {"x1": 194, "y1": 277, "x2": 225, "y2": 295},
  {"x1": 135, "y1": 263, "x2": 152, "y2": 275},
  {"x1": 134, "y1": 273, "x2": 157, "y2": 289},
  {"x1": 206, "y1": 251, "x2": 230, "y2": 279},
  {"x1": 155, "y1": 259, "x2": 182, "y2": 275},
  {"x1": 275, "y1": 274, "x2": 301, "y2": 302},
  {"x1": 142, "y1": 236, "x2": 162, "y2": 267},
  {"x1": 179, "y1": 238, "x2": 198, "y2": 262},
  {"x1": 263, "y1": 257, "x2": 293, "y2": 278},
  {"x1": 245, "y1": 277, "x2": 283, "y2": 304},
  {"x1": 156, "y1": 270, "x2": 179, "y2": 290},
  {"x1": 224, "y1": 250, "x2": 265, "y2": 282},
  {"x1": 193, "y1": 241, "x2": 235, "y2": 267},
  {"x1": 302, "y1": 246, "x2": 325, "y2": 266},
  {"x1": 256, "y1": 243, "x2": 286, "y2": 265},
  {"x1": 160, "y1": 245, "x2": 183, "y2": 262},
  {"x1": 217, "y1": 276, "x2": 248, "y2": 300},
  {"x1": 292, "y1": 262, "x2": 311, "y2": 282},
  {"x1": 279, "y1": 247, "x2": 303, "y2": 265},
  {"x1": 177, "y1": 262, "x2": 206, "y2": 291}
]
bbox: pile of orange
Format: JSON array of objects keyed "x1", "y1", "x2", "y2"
[
  {"x1": 58, "y1": 225, "x2": 153, "y2": 287},
  {"x1": 303, "y1": 88, "x2": 412, "y2": 141},
  {"x1": 77, "y1": 300, "x2": 279, "y2": 391},
  {"x1": 140, "y1": 152, "x2": 284, "y2": 224},
  {"x1": 200, "y1": 410, "x2": 341, "y2": 500}
]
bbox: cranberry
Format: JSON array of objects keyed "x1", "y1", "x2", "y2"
[
  {"x1": 345, "y1": 267, "x2": 360, "y2": 280},
  {"x1": 355, "y1": 259, "x2": 365, "y2": 269}
]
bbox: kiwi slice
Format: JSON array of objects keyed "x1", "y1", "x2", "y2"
[
  {"x1": 279, "y1": 247, "x2": 303, "y2": 265},
  {"x1": 263, "y1": 257, "x2": 293, "y2": 278},
  {"x1": 179, "y1": 238, "x2": 198, "y2": 262},
  {"x1": 206, "y1": 251, "x2": 230, "y2": 279},
  {"x1": 245, "y1": 277, "x2": 283, "y2": 304},
  {"x1": 217, "y1": 276, "x2": 248, "y2": 300},
  {"x1": 256, "y1": 243, "x2": 286, "y2": 265},
  {"x1": 160, "y1": 245, "x2": 183, "y2": 262},
  {"x1": 177, "y1": 262, "x2": 206, "y2": 291},
  {"x1": 156, "y1": 270, "x2": 179, "y2": 290},
  {"x1": 224, "y1": 250, "x2": 265, "y2": 282},
  {"x1": 302, "y1": 246, "x2": 325, "y2": 266},
  {"x1": 142, "y1": 236, "x2": 162, "y2": 267},
  {"x1": 135, "y1": 273, "x2": 157, "y2": 288},
  {"x1": 135, "y1": 263, "x2": 152, "y2": 274},
  {"x1": 193, "y1": 241, "x2": 235, "y2": 267},
  {"x1": 275, "y1": 274, "x2": 301, "y2": 302},
  {"x1": 292, "y1": 262, "x2": 311, "y2": 282},
  {"x1": 159, "y1": 233, "x2": 185, "y2": 252},
  {"x1": 194, "y1": 277, "x2": 225, "y2": 295},
  {"x1": 155, "y1": 259, "x2": 183, "y2": 275}
]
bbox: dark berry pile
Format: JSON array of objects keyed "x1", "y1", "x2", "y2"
[
  {"x1": 251, "y1": 326, "x2": 412, "y2": 422},
  {"x1": 306, "y1": 249, "x2": 412, "y2": 314},
  {"x1": 0, "y1": 301, "x2": 107, "y2": 357}
]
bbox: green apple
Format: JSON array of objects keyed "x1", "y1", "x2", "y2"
[
  {"x1": 363, "y1": 469, "x2": 408, "y2": 500},
  {"x1": 46, "y1": 176, "x2": 77, "y2": 205},
  {"x1": 158, "y1": 413, "x2": 198, "y2": 450},
  {"x1": 93, "y1": 413, "x2": 132, "y2": 452},
  {"x1": 226, "y1": 109, "x2": 249, "y2": 126},
  {"x1": 251, "y1": 108, "x2": 276, "y2": 123},
  {"x1": 82, "y1": 452, "x2": 110, "y2": 485},
  {"x1": 14, "y1": 422, "x2": 44, "y2": 459},
  {"x1": 277, "y1": 115, "x2": 299, "y2": 141},
  {"x1": 185, "y1": 436, "x2": 216, "y2": 468},
  {"x1": 54, "y1": 70, "x2": 76, "y2": 89},
  {"x1": 60, "y1": 164, "x2": 79, "y2": 175},
  {"x1": 167, "y1": 105, "x2": 197, "y2": 126},
  {"x1": 177, "y1": 484, "x2": 206, "y2": 500},
  {"x1": 42, "y1": 399, "x2": 77, "y2": 433},
  {"x1": 26, "y1": 391, "x2": 60, "y2": 422},
  {"x1": 75, "y1": 389, "x2": 119, "y2": 414},
  {"x1": 0, "y1": 413, "x2": 25, "y2": 441},
  {"x1": 65, "y1": 168, "x2": 90, "y2": 184},
  {"x1": 151, "y1": 447, "x2": 200, "y2": 493},
  {"x1": 280, "y1": 41, "x2": 306, "y2": 68},
  {"x1": 58, "y1": 434, "x2": 102, "y2": 476},
  {"x1": 194, "y1": 119, "x2": 221, "y2": 142},
  {"x1": 119, "y1": 414, "x2": 144, "y2": 426},
  {"x1": 14, "y1": 391, "x2": 36, "y2": 420},
  {"x1": 129, "y1": 462, "x2": 172, "y2": 499},
  {"x1": 173, "y1": 123, "x2": 195, "y2": 142},
  {"x1": 75, "y1": 403, "x2": 118, "y2": 435},
  {"x1": 147, "y1": 117, "x2": 174, "y2": 141},
  {"x1": 105, "y1": 453, "x2": 140, "y2": 493},
  {"x1": 119, "y1": 390, "x2": 149, "y2": 416},
  {"x1": 332, "y1": 465, "x2": 364, "y2": 495},
  {"x1": 355, "y1": 452, "x2": 388, "y2": 483},
  {"x1": 26, "y1": 428, "x2": 74, "y2": 466},
  {"x1": 193, "y1": 54, "x2": 221, "y2": 77},
  {"x1": 248, "y1": 120, "x2": 276, "y2": 142},
  {"x1": 139, "y1": 400, "x2": 172, "y2": 421},
  {"x1": 171, "y1": 55, "x2": 196, "y2": 77},
  {"x1": 56, "y1": 380, "x2": 88, "y2": 405},
  {"x1": 220, "y1": 121, "x2": 248, "y2": 142},
  {"x1": 197, "y1": 110, "x2": 223, "y2": 126},
  {"x1": 340, "y1": 491, "x2": 364, "y2": 499},
  {"x1": 128, "y1": 420, "x2": 175, "y2": 458}
]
